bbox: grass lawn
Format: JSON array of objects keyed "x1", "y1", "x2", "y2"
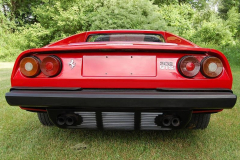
[{"x1": 0, "y1": 66, "x2": 239, "y2": 160}]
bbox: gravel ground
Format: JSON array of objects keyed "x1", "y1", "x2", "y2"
[{"x1": 0, "y1": 62, "x2": 14, "y2": 69}]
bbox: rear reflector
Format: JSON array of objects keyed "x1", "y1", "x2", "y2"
[
  {"x1": 178, "y1": 56, "x2": 200, "y2": 78},
  {"x1": 20, "y1": 56, "x2": 40, "y2": 77},
  {"x1": 201, "y1": 56, "x2": 223, "y2": 78},
  {"x1": 40, "y1": 56, "x2": 62, "y2": 77}
]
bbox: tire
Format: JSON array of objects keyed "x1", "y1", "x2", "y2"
[
  {"x1": 37, "y1": 112, "x2": 54, "y2": 126},
  {"x1": 187, "y1": 114, "x2": 211, "y2": 129}
]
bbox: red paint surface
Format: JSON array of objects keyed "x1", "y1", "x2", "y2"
[
  {"x1": 192, "y1": 109, "x2": 223, "y2": 113},
  {"x1": 20, "y1": 107, "x2": 47, "y2": 112},
  {"x1": 10, "y1": 30, "x2": 233, "y2": 90}
]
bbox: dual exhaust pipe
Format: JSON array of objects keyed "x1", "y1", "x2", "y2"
[
  {"x1": 57, "y1": 113, "x2": 180, "y2": 127},
  {"x1": 162, "y1": 117, "x2": 180, "y2": 127},
  {"x1": 57, "y1": 114, "x2": 78, "y2": 126}
]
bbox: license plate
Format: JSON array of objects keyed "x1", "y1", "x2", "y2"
[{"x1": 83, "y1": 55, "x2": 156, "y2": 77}]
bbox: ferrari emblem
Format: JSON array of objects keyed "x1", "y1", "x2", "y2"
[{"x1": 69, "y1": 59, "x2": 76, "y2": 69}]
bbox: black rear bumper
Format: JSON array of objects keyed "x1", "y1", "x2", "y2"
[{"x1": 5, "y1": 88, "x2": 237, "y2": 109}]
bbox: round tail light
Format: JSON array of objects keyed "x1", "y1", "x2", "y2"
[
  {"x1": 40, "y1": 55, "x2": 62, "y2": 77},
  {"x1": 20, "y1": 56, "x2": 40, "y2": 77},
  {"x1": 201, "y1": 56, "x2": 223, "y2": 78},
  {"x1": 178, "y1": 56, "x2": 200, "y2": 78}
]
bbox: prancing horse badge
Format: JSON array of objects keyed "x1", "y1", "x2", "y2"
[{"x1": 69, "y1": 59, "x2": 76, "y2": 69}]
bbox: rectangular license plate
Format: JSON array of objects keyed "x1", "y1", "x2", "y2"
[{"x1": 83, "y1": 55, "x2": 156, "y2": 77}]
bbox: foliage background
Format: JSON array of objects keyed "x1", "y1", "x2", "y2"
[
  {"x1": 1, "y1": 1, "x2": 240, "y2": 159},
  {"x1": 0, "y1": 0, "x2": 240, "y2": 64}
]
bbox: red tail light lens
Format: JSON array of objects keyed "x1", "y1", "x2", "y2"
[
  {"x1": 201, "y1": 56, "x2": 223, "y2": 78},
  {"x1": 40, "y1": 56, "x2": 62, "y2": 77},
  {"x1": 178, "y1": 56, "x2": 200, "y2": 78},
  {"x1": 20, "y1": 56, "x2": 40, "y2": 77}
]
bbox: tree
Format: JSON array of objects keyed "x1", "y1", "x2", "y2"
[
  {"x1": 1, "y1": 0, "x2": 42, "y2": 26},
  {"x1": 20, "y1": 0, "x2": 171, "y2": 48},
  {"x1": 226, "y1": 7, "x2": 240, "y2": 37},
  {"x1": 153, "y1": 0, "x2": 208, "y2": 10},
  {"x1": 219, "y1": 0, "x2": 240, "y2": 19}
]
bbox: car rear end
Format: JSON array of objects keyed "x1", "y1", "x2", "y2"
[{"x1": 5, "y1": 31, "x2": 237, "y2": 130}]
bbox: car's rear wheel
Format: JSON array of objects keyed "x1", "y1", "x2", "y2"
[
  {"x1": 37, "y1": 112, "x2": 54, "y2": 126},
  {"x1": 187, "y1": 113, "x2": 211, "y2": 129}
]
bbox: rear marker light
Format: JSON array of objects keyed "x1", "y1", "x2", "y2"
[
  {"x1": 201, "y1": 56, "x2": 223, "y2": 78},
  {"x1": 40, "y1": 55, "x2": 62, "y2": 77},
  {"x1": 178, "y1": 56, "x2": 200, "y2": 78},
  {"x1": 20, "y1": 56, "x2": 40, "y2": 77}
]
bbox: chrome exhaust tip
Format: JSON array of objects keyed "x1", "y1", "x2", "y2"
[
  {"x1": 172, "y1": 118, "x2": 180, "y2": 127},
  {"x1": 57, "y1": 116, "x2": 66, "y2": 125},
  {"x1": 66, "y1": 116, "x2": 75, "y2": 126},
  {"x1": 162, "y1": 118, "x2": 171, "y2": 126}
]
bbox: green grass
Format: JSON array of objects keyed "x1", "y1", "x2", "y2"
[{"x1": 0, "y1": 67, "x2": 240, "y2": 160}]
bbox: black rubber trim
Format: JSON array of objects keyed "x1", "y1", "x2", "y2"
[
  {"x1": 156, "y1": 88, "x2": 233, "y2": 93},
  {"x1": 96, "y1": 112, "x2": 103, "y2": 129},
  {"x1": 10, "y1": 87, "x2": 82, "y2": 91},
  {"x1": 10, "y1": 87, "x2": 232, "y2": 93},
  {"x1": 134, "y1": 112, "x2": 141, "y2": 130},
  {"x1": 5, "y1": 89, "x2": 237, "y2": 109}
]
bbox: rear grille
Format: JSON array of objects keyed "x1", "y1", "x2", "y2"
[
  {"x1": 75, "y1": 112, "x2": 97, "y2": 129},
  {"x1": 74, "y1": 111, "x2": 170, "y2": 130},
  {"x1": 141, "y1": 112, "x2": 164, "y2": 130},
  {"x1": 102, "y1": 112, "x2": 134, "y2": 130}
]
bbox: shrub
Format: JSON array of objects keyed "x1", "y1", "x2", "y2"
[
  {"x1": 87, "y1": 0, "x2": 171, "y2": 31},
  {"x1": 0, "y1": 30, "x2": 26, "y2": 61},
  {"x1": 30, "y1": 0, "x2": 171, "y2": 46},
  {"x1": 158, "y1": 4, "x2": 196, "y2": 39},
  {"x1": 20, "y1": 23, "x2": 51, "y2": 49},
  {"x1": 226, "y1": 7, "x2": 240, "y2": 37},
  {"x1": 0, "y1": 12, "x2": 25, "y2": 61},
  {"x1": 191, "y1": 19, "x2": 235, "y2": 45}
]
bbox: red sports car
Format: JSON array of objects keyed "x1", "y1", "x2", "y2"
[{"x1": 5, "y1": 30, "x2": 237, "y2": 130}]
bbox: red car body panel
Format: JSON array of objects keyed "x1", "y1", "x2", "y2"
[
  {"x1": 6, "y1": 30, "x2": 236, "y2": 130},
  {"x1": 10, "y1": 30, "x2": 232, "y2": 89},
  {"x1": 11, "y1": 51, "x2": 232, "y2": 89}
]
